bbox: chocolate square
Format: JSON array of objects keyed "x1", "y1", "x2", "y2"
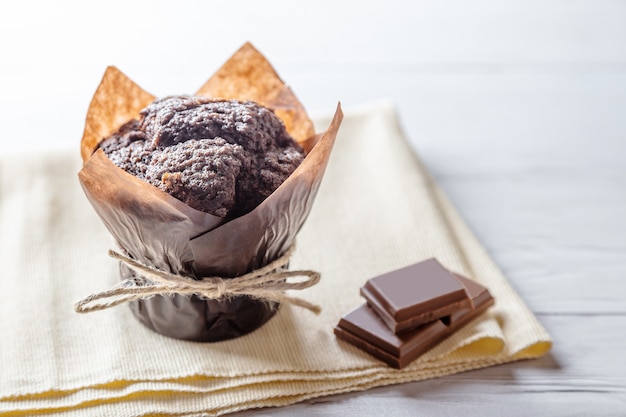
[
  {"x1": 361, "y1": 258, "x2": 474, "y2": 334},
  {"x1": 335, "y1": 274, "x2": 494, "y2": 369}
]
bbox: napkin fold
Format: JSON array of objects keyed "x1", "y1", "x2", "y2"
[{"x1": 0, "y1": 102, "x2": 551, "y2": 416}]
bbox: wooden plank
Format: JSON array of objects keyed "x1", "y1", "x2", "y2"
[
  {"x1": 232, "y1": 315, "x2": 626, "y2": 416},
  {"x1": 437, "y1": 175, "x2": 626, "y2": 314}
]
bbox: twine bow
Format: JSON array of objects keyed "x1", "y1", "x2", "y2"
[{"x1": 74, "y1": 245, "x2": 321, "y2": 314}]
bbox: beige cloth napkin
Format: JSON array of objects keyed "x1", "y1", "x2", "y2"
[{"x1": 0, "y1": 101, "x2": 551, "y2": 416}]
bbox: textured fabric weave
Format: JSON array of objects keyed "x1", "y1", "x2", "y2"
[{"x1": 0, "y1": 102, "x2": 551, "y2": 416}]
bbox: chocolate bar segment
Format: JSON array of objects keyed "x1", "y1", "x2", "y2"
[
  {"x1": 448, "y1": 274, "x2": 493, "y2": 326},
  {"x1": 335, "y1": 274, "x2": 494, "y2": 369},
  {"x1": 361, "y1": 258, "x2": 474, "y2": 334}
]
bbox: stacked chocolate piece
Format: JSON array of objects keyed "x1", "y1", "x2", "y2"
[{"x1": 334, "y1": 259, "x2": 494, "y2": 369}]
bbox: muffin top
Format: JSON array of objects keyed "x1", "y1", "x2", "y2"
[{"x1": 99, "y1": 97, "x2": 305, "y2": 218}]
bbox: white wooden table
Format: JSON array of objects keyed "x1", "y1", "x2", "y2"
[{"x1": 1, "y1": 1, "x2": 624, "y2": 415}]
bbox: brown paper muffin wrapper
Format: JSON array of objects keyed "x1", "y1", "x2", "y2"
[{"x1": 77, "y1": 43, "x2": 343, "y2": 342}]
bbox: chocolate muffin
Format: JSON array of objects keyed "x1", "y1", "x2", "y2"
[{"x1": 99, "y1": 97, "x2": 305, "y2": 219}]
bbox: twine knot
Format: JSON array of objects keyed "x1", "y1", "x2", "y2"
[{"x1": 74, "y1": 245, "x2": 321, "y2": 314}]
